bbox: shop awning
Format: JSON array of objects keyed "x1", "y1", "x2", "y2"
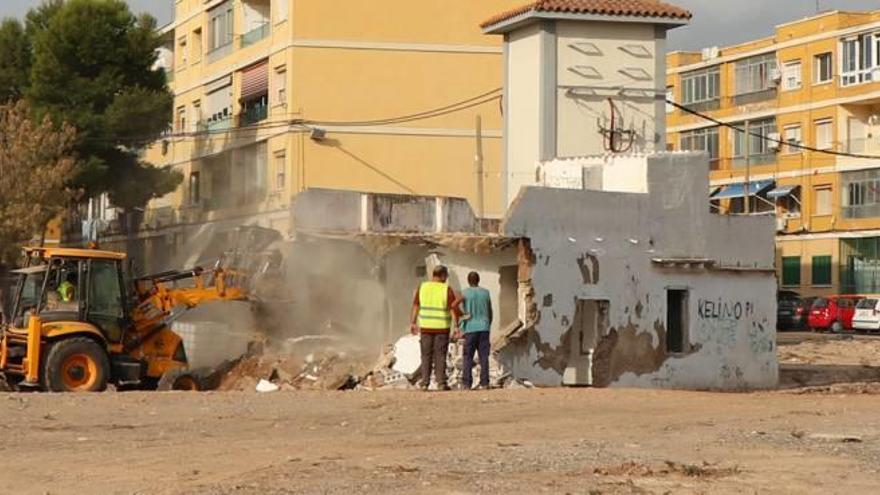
[
  {"x1": 766, "y1": 184, "x2": 800, "y2": 199},
  {"x1": 711, "y1": 180, "x2": 775, "y2": 200}
]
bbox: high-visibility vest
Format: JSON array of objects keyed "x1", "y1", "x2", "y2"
[
  {"x1": 418, "y1": 281, "x2": 451, "y2": 329},
  {"x1": 58, "y1": 281, "x2": 75, "y2": 302}
]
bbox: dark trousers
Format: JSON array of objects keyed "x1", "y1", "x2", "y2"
[
  {"x1": 419, "y1": 331, "x2": 450, "y2": 387},
  {"x1": 463, "y1": 331, "x2": 491, "y2": 388}
]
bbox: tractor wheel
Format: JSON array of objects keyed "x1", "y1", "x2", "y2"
[
  {"x1": 157, "y1": 368, "x2": 203, "y2": 392},
  {"x1": 42, "y1": 337, "x2": 110, "y2": 392}
]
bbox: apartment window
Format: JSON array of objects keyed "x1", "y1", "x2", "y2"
[
  {"x1": 666, "y1": 289, "x2": 689, "y2": 354},
  {"x1": 781, "y1": 60, "x2": 802, "y2": 90},
  {"x1": 847, "y1": 117, "x2": 867, "y2": 153},
  {"x1": 734, "y1": 53, "x2": 777, "y2": 95},
  {"x1": 842, "y1": 169, "x2": 880, "y2": 219},
  {"x1": 681, "y1": 66, "x2": 720, "y2": 107},
  {"x1": 732, "y1": 118, "x2": 777, "y2": 166},
  {"x1": 192, "y1": 28, "x2": 202, "y2": 64},
  {"x1": 176, "y1": 106, "x2": 186, "y2": 132},
  {"x1": 178, "y1": 36, "x2": 187, "y2": 68},
  {"x1": 812, "y1": 255, "x2": 832, "y2": 286},
  {"x1": 191, "y1": 100, "x2": 202, "y2": 132},
  {"x1": 273, "y1": 0, "x2": 289, "y2": 24},
  {"x1": 274, "y1": 150, "x2": 286, "y2": 190},
  {"x1": 680, "y1": 126, "x2": 719, "y2": 164},
  {"x1": 815, "y1": 119, "x2": 833, "y2": 150},
  {"x1": 814, "y1": 185, "x2": 833, "y2": 216},
  {"x1": 814, "y1": 52, "x2": 833, "y2": 84},
  {"x1": 781, "y1": 256, "x2": 801, "y2": 286},
  {"x1": 841, "y1": 33, "x2": 876, "y2": 86},
  {"x1": 273, "y1": 65, "x2": 287, "y2": 107},
  {"x1": 783, "y1": 125, "x2": 802, "y2": 154},
  {"x1": 209, "y1": 1, "x2": 234, "y2": 51},
  {"x1": 189, "y1": 171, "x2": 201, "y2": 205}
]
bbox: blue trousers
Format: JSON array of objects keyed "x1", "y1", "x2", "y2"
[{"x1": 463, "y1": 331, "x2": 491, "y2": 388}]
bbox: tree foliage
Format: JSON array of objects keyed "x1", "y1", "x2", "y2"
[
  {"x1": 13, "y1": 0, "x2": 181, "y2": 210},
  {"x1": 0, "y1": 101, "x2": 77, "y2": 265}
]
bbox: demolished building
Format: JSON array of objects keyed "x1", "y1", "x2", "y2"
[{"x1": 287, "y1": 149, "x2": 778, "y2": 390}]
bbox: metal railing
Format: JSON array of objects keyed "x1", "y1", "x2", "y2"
[{"x1": 239, "y1": 103, "x2": 268, "y2": 126}]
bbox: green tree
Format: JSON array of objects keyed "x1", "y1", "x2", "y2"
[
  {"x1": 28, "y1": 0, "x2": 180, "y2": 210},
  {"x1": 0, "y1": 101, "x2": 77, "y2": 265},
  {"x1": 0, "y1": 19, "x2": 30, "y2": 101}
]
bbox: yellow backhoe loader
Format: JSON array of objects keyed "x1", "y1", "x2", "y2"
[{"x1": 0, "y1": 242, "x2": 263, "y2": 392}]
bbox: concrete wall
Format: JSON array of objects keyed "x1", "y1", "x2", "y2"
[
  {"x1": 556, "y1": 21, "x2": 665, "y2": 159},
  {"x1": 501, "y1": 153, "x2": 778, "y2": 389}
]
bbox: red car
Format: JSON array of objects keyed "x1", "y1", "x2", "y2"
[{"x1": 807, "y1": 295, "x2": 865, "y2": 332}]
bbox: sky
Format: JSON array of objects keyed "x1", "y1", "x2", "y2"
[{"x1": 0, "y1": 0, "x2": 878, "y2": 50}]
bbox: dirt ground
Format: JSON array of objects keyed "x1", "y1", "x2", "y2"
[{"x1": 5, "y1": 333, "x2": 880, "y2": 495}]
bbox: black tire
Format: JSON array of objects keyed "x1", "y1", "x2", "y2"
[
  {"x1": 156, "y1": 368, "x2": 204, "y2": 391},
  {"x1": 42, "y1": 337, "x2": 110, "y2": 392}
]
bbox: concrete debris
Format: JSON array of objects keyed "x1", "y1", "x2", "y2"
[
  {"x1": 255, "y1": 379, "x2": 279, "y2": 393},
  {"x1": 391, "y1": 335, "x2": 421, "y2": 376}
]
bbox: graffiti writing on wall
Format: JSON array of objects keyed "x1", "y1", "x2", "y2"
[{"x1": 697, "y1": 299, "x2": 755, "y2": 321}]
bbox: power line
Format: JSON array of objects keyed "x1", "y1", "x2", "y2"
[{"x1": 669, "y1": 99, "x2": 880, "y2": 160}]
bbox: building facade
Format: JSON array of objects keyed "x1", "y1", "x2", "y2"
[
  {"x1": 86, "y1": 0, "x2": 526, "y2": 273},
  {"x1": 667, "y1": 9, "x2": 880, "y2": 296}
]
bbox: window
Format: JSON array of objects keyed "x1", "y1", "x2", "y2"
[
  {"x1": 842, "y1": 169, "x2": 880, "y2": 218},
  {"x1": 734, "y1": 53, "x2": 777, "y2": 95},
  {"x1": 273, "y1": 0, "x2": 289, "y2": 24},
  {"x1": 847, "y1": 117, "x2": 867, "y2": 153},
  {"x1": 273, "y1": 65, "x2": 287, "y2": 107},
  {"x1": 209, "y1": 1, "x2": 234, "y2": 51},
  {"x1": 812, "y1": 255, "x2": 832, "y2": 286},
  {"x1": 178, "y1": 35, "x2": 187, "y2": 67},
  {"x1": 681, "y1": 66, "x2": 720, "y2": 106},
  {"x1": 192, "y1": 28, "x2": 202, "y2": 64},
  {"x1": 666, "y1": 289, "x2": 688, "y2": 354},
  {"x1": 274, "y1": 150, "x2": 286, "y2": 190},
  {"x1": 841, "y1": 33, "x2": 875, "y2": 86},
  {"x1": 782, "y1": 256, "x2": 801, "y2": 286},
  {"x1": 87, "y1": 260, "x2": 124, "y2": 342},
  {"x1": 814, "y1": 52, "x2": 832, "y2": 84},
  {"x1": 781, "y1": 60, "x2": 802, "y2": 90},
  {"x1": 732, "y1": 118, "x2": 777, "y2": 166},
  {"x1": 189, "y1": 171, "x2": 200, "y2": 205},
  {"x1": 815, "y1": 119, "x2": 833, "y2": 150},
  {"x1": 814, "y1": 185, "x2": 833, "y2": 216},
  {"x1": 176, "y1": 106, "x2": 186, "y2": 132},
  {"x1": 191, "y1": 100, "x2": 202, "y2": 132},
  {"x1": 783, "y1": 125, "x2": 802, "y2": 154},
  {"x1": 680, "y1": 127, "x2": 719, "y2": 164}
]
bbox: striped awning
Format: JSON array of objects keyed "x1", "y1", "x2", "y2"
[{"x1": 241, "y1": 60, "x2": 268, "y2": 101}]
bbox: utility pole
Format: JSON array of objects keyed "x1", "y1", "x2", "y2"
[
  {"x1": 744, "y1": 130, "x2": 751, "y2": 214},
  {"x1": 475, "y1": 115, "x2": 485, "y2": 229}
]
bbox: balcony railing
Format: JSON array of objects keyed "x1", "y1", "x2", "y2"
[
  {"x1": 206, "y1": 42, "x2": 233, "y2": 64},
  {"x1": 680, "y1": 99, "x2": 720, "y2": 113},
  {"x1": 731, "y1": 88, "x2": 777, "y2": 106},
  {"x1": 239, "y1": 103, "x2": 268, "y2": 126},
  {"x1": 731, "y1": 153, "x2": 776, "y2": 168},
  {"x1": 206, "y1": 116, "x2": 233, "y2": 132},
  {"x1": 240, "y1": 23, "x2": 269, "y2": 48}
]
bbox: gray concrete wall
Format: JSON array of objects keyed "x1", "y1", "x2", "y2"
[{"x1": 501, "y1": 153, "x2": 777, "y2": 389}]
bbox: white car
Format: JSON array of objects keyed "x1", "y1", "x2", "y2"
[{"x1": 852, "y1": 298, "x2": 880, "y2": 332}]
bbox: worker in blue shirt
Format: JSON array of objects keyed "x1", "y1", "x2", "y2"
[{"x1": 458, "y1": 271, "x2": 493, "y2": 390}]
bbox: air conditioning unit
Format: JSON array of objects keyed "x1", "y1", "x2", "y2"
[
  {"x1": 770, "y1": 66, "x2": 782, "y2": 82},
  {"x1": 701, "y1": 46, "x2": 720, "y2": 61},
  {"x1": 767, "y1": 132, "x2": 782, "y2": 150},
  {"x1": 776, "y1": 217, "x2": 788, "y2": 232}
]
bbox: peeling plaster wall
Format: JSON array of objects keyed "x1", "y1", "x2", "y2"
[{"x1": 502, "y1": 153, "x2": 778, "y2": 390}]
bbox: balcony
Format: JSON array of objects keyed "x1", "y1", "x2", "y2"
[
  {"x1": 206, "y1": 115, "x2": 233, "y2": 132},
  {"x1": 731, "y1": 88, "x2": 777, "y2": 106},
  {"x1": 731, "y1": 153, "x2": 776, "y2": 169},
  {"x1": 207, "y1": 42, "x2": 233, "y2": 64},
  {"x1": 681, "y1": 99, "x2": 720, "y2": 113},
  {"x1": 239, "y1": 101, "x2": 268, "y2": 126},
  {"x1": 240, "y1": 23, "x2": 269, "y2": 48}
]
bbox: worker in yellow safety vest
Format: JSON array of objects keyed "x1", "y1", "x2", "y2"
[
  {"x1": 411, "y1": 265, "x2": 460, "y2": 391},
  {"x1": 58, "y1": 274, "x2": 77, "y2": 303}
]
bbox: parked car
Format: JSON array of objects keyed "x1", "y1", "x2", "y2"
[
  {"x1": 807, "y1": 295, "x2": 865, "y2": 332},
  {"x1": 852, "y1": 298, "x2": 880, "y2": 332},
  {"x1": 777, "y1": 292, "x2": 816, "y2": 330}
]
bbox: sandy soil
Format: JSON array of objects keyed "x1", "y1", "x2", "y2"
[{"x1": 3, "y1": 386, "x2": 880, "y2": 495}]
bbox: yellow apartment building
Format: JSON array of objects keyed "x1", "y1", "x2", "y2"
[
  {"x1": 88, "y1": 0, "x2": 524, "y2": 272},
  {"x1": 667, "y1": 9, "x2": 880, "y2": 297}
]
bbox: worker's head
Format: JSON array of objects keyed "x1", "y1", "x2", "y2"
[
  {"x1": 432, "y1": 265, "x2": 448, "y2": 282},
  {"x1": 467, "y1": 271, "x2": 480, "y2": 287}
]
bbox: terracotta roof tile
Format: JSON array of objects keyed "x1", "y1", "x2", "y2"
[{"x1": 481, "y1": 0, "x2": 692, "y2": 29}]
